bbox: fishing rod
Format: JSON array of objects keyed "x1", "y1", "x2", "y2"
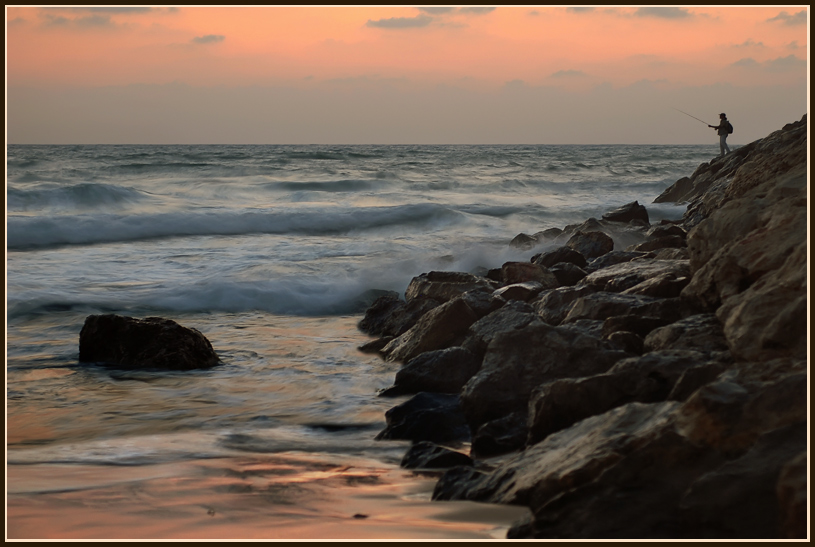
[{"x1": 672, "y1": 107, "x2": 711, "y2": 126}]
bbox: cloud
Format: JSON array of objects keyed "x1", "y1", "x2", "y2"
[
  {"x1": 550, "y1": 69, "x2": 588, "y2": 78},
  {"x1": 766, "y1": 10, "x2": 806, "y2": 25},
  {"x1": 192, "y1": 34, "x2": 225, "y2": 44},
  {"x1": 55, "y1": 7, "x2": 154, "y2": 14},
  {"x1": 75, "y1": 15, "x2": 115, "y2": 28},
  {"x1": 731, "y1": 58, "x2": 760, "y2": 68},
  {"x1": 730, "y1": 55, "x2": 805, "y2": 72},
  {"x1": 634, "y1": 7, "x2": 692, "y2": 19},
  {"x1": 417, "y1": 7, "x2": 455, "y2": 15},
  {"x1": 366, "y1": 14, "x2": 434, "y2": 29},
  {"x1": 459, "y1": 7, "x2": 495, "y2": 15},
  {"x1": 566, "y1": 7, "x2": 595, "y2": 13},
  {"x1": 734, "y1": 39, "x2": 765, "y2": 48},
  {"x1": 8, "y1": 16, "x2": 27, "y2": 27},
  {"x1": 786, "y1": 41, "x2": 801, "y2": 50}
]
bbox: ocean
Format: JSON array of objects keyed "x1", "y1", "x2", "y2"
[{"x1": 6, "y1": 144, "x2": 705, "y2": 539}]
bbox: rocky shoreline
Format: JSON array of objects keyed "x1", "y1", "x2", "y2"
[{"x1": 359, "y1": 115, "x2": 808, "y2": 539}]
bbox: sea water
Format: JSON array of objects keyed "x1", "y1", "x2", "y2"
[{"x1": 6, "y1": 144, "x2": 706, "y2": 539}]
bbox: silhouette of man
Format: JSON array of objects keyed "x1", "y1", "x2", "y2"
[{"x1": 709, "y1": 113, "x2": 731, "y2": 157}]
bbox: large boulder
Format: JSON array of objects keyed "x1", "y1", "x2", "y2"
[
  {"x1": 381, "y1": 297, "x2": 479, "y2": 363},
  {"x1": 375, "y1": 392, "x2": 470, "y2": 444},
  {"x1": 462, "y1": 300, "x2": 542, "y2": 360},
  {"x1": 531, "y1": 246, "x2": 587, "y2": 269},
  {"x1": 601, "y1": 200, "x2": 649, "y2": 224},
  {"x1": 500, "y1": 261, "x2": 559, "y2": 288},
  {"x1": 404, "y1": 271, "x2": 497, "y2": 303},
  {"x1": 566, "y1": 230, "x2": 614, "y2": 259},
  {"x1": 578, "y1": 259, "x2": 689, "y2": 293},
  {"x1": 563, "y1": 292, "x2": 681, "y2": 324},
  {"x1": 460, "y1": 321, "x2": 628, "y2": 428},
  {"x1": 78, "y1": 314, "x2": 220, "y2": 370},
  {"x1": 643, "y1": 313, "x2": 729, "y2": 354},
  {"x1": 401, "y1": 441, "x2": 474, "y2": 470},
  {"x1": 379, "y1": 346, "x2": 481, "y2": 397},
  {"x1": 357, "y1": 293, "x2": 440, "y2": 337}
]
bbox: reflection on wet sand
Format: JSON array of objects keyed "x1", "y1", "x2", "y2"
[{"x1": 7, "y1": 453, "x2": 530, "y2": 540}]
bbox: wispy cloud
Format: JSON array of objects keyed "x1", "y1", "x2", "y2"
[
  {"x1": 366, "y1": 14, "x2": 434, "y2": 29},
  {"x1": 566, "y1": 7, "x2": 595, "y2": 13},
  {"x1": 551, "y1": 69, "x2": 588, "y2": 78},
  {"x1": 731, "y1": 55, "x2": 805, "y2": 72},
  {"x1": 766, "y1": 10, "x2": 807, "y2": 25},
  {"x1": 459, "y1": 7, "x2": 496, "y2": 15},
  {"x1": 192, "y1": 34, "x2": 225, "y2": 44},
  {"x1": 634, "y1": 7, "x2": 693, "y2": 19},
  {"x1": 417, "y1": 7, "x2": 455, "y2": 15},
  {"x1": 734, "y1": 39, "x2": 765, "y2": 48}
]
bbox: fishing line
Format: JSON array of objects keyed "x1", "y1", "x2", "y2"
[{"x1": 672, "y1": 107, "x2": 711, "y2": 126}]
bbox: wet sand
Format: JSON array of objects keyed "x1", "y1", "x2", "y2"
[{"x1": 7, "y1": 452, "x2": 530, "y2": 540}]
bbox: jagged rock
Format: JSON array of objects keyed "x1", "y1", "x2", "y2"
[
  {"x1": 493, "y1": 281, "x2": 545, "y2": 302},
  {"x1": 378, "y1": 346, "x2": 480, "y2": 397},
  {"x1": 776, "y1": 451, "x2": 808, "y2": 539},
  {"x1": 643, "y1": 313, "x2": 728, "y2": 354},
  {"x1": 531, "y1": 246, "x2": 587, "y2": 268},
  {"x1": 667, "y1": 361, "x2": 729, "y2": 402},
  {"x1": 500, "y1": 262, "x2": 559, "y2": 288},
  {"x1": 653, "y1": 247, "x2": 689, "y2": 260},
  {"x1": 357, "y1": 336, "x2": 394, "y2": 353},
  {"x1": 679, "y1": 422, "x2": 807, "y2": 538},
  {"x1": 459, "y1": 287, "x2": 507, "y2": 319},
  {"x1": 405, "y1": 271, "x2": 497, "y2": 303},
  {"x1": 527, "y1": 350, "x2": 708, "y2": 445},
  {"x1": 471, "y1": 411, "x2": 528, "y2": 458},
  {"x1": 563, "y1": 292, "x2": 681, "y2": 324},
  {"x1": 358, "y1": 294, "x2": 441, "y2": 337},
  {"x1": 548, "y1": 262, "x2": 588, "y2": 286},
  {"x1": 557, "y1": 318, "x2": 605, "y2": 339},
  {"x1": 602, "y1": 200, "x2": 649, "y2": 224},
  {"x1": 533, "y1": 228, "x2": 564, "y2": 242},
  {"x1": 675, "y1": 364, "x2": 807, "y2": 456},
  {"x1": 653, "y1": 176, "x2": 692, "y2": 203},
  {"x1": 646, "y1": 224, "x2": 687, "y2": 239},
  {"x1": 401, "y1": 441, "x2": 474, "y2": 469},
  {"x1": 621, "y1": 272, "x2": 690, "y2": 298},
  {"x1": 585, "y1": 250, "x2": 653, "y2": 273},
  {"x1": 78, "y1": 314, "x2": 220, "y2": 370},
  {"x1": 602, "y1": 314, "x2": 673, "y2": 338},
  {"x1": 605, "y1": 330, "x2": 644, "y2": 354},
  {"x1": 565, "y1": 230, "x2": 614, "y2": 259},
  {"x1": 461, "y1": 300, "x2": 542, "y2": 360},
  {"x1": 532, "y1": 285, "x2": 597, "y2": 325},
  {"x1": 434, "y1": 402, "x2": 725, "y2": 539},
  {"x1": 460, "y1": 321, "x2": 628, "y2": 428},
  {"x1": 510, "y1": 232, "x2": 538, "y2": 249},
  {"x1": 627, "y1": 235, "x2": 687, "y2": 253},
  {"x1": 382, "y1": 297, "x2": 479, "y2": 363},
  {"x1": 579, "y1": 259, "x2": 690, "y2": 293},
  {"x1": 375, "y1": 392, "x2": 470, "y2": 443}
]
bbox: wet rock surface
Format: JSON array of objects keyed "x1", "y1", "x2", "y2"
[{"x1": 361, "y1": 115, "x2": 808, "y2": 539}]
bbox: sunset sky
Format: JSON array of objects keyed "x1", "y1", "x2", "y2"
[{"x1": 6, "y1": 5, "x2": 809, "y2": 144}]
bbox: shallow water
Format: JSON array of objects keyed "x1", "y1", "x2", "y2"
[{"x1": 6, "y1": 143, "x2": 705, "y2": 539}]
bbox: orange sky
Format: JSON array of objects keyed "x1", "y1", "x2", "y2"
[{"x1": 5, "y1": 6, "x2": 809, "y2": 144}]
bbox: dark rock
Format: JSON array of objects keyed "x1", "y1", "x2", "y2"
[
  {"x1": 493, "y1": 281, "x2": 545, "y2": 302},
  {"x1": 579, "y1": 259, "x2": 689, "y2": 293},
  {"x1": 461, "y1": 300, "x2": 541, "y2": 360},
  {"x1": 653, "y1": 176, "x2": 693, "y2": 204},
  {"x1": 548, "y1": 262, "x2": 588, "y2": 286},
  {"x1": 602, "y1": 314, "x2": 673, "y2": 338},
  {"x1": 606, "y1": 330, "x2": 644, "y2": 354},
  {"x1": 621, "y1": 272, "x2": 690, "y2": 298},
  {"x1": 584, "y1": 250, "x2": 653, "y2": 273},
  {"x1": 679, "y1": 422, "x2": 807, "y2": 538},
  {"x1": 668, "y1": 361, "x2": 729, "y2": 402},
  {"x1": 382, "y1": 297, "x2": 479, "y2": 363},
  {"x1": 531, "y1": 246, "x2": 587, "y2": 269},
  {"x1": 375, "y1": 392, "x2": 470, "y2": 443},
  {"x1": 357, "y1": 336, "x2": 394, "y2": 354},
  {"x1": 78, "y1": 314, "x2": 220, "y2": 370},
  {"x1": 510, "y1": 232, "x2": 538, "y2": 250},
  {"x1": 776, "y1": 451, "x2": 808, "y2": 539},
  {"x1": 500, "y1": 261, "x2": 559, "y2": 288},
  {"x1": 401, "y1": 441, "x2": 474, "y2": 469},
  {"x1": 653, "y1": 247, "x2": 689, "y2": 260},
  {"x1": 379, "y1": 346, "x2": 481, "y2": 397},
  {"x1": 432, "y1": 466, "x2": 491, "y2": 502},
  {"x1": 643, "y1": 313, "x2": 728, "y2": 354},
  {"x1": 628, "y1": 235, "x2": 687, "y2": 253},
  {"x1": 557, "y1": 319, "x2": 605, "y2": 340},
  {"x1": 459, "y1": 287, "x2": 506, "y2": 319},
  {"x1": 405, "y1": 271, "x2": 497, "y2": 303},
  {"x1": 565, "y1": 230, "x2": 614, "y2": 259},
  {"x1": 528, "y1": 350, "x2": 706, "y2": 445},
  {"x1": 532, "y1": 285, "x2": 597, "y2": 325},
  {"x1": 358, "y1": 294, "x2": 441, "y2": 337},
  {"x1": 646, "y1": 224, "x2": 687, "y2": 240},
  {"x1": 563, "y1": 292, "x2": 681, "y2": 324},
  {"x1": 533, "y1": 227, "x2": 563, "y2": 241},
  {"x1": 460, "y1": 321, "x2": 628, "y2": 428},
  {"x1": 471, "y1": 411, "x2": 528, "y2": 458},
  {"x1": 602, "y1": 200, "x2": 649, "y2": 224}
]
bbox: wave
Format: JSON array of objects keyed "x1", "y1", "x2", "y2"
[
  {"x1": 6, "y1": 183, "x2": 150, "y2": 212},
  {"x1": 266, "y1": 179, "x2": 376, "y2": 192},
  {"x1": 6, "y1": 203, "x2": 464, "y2": 250}
]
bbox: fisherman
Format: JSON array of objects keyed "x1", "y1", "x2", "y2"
[{"x1": 708, "y1": 113, "x2": 732, "y2": 157}]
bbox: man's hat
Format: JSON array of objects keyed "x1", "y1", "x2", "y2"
[{"x1": 720, "y1": 113, "x2": 726, "y2": 116}]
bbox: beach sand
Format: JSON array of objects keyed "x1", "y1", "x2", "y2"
[{"x1": 7, "y1": 452, "x2": 530, "y2": 540}]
